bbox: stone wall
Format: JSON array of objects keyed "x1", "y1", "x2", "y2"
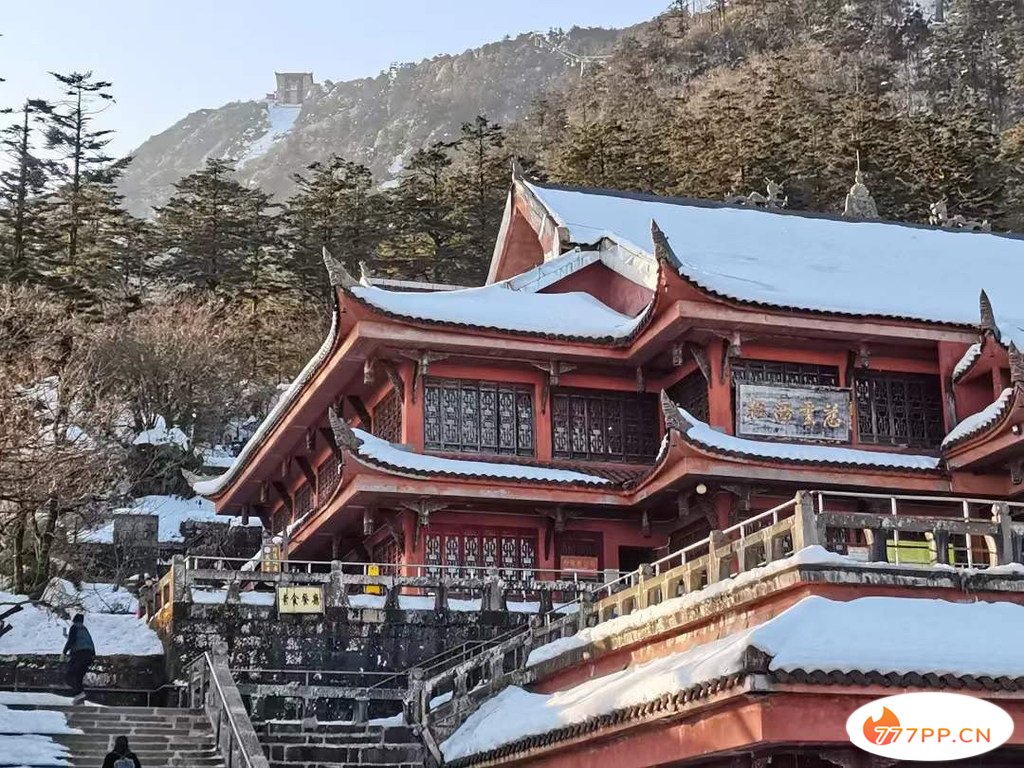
[
  {"x1": 165, "y1": 601, "x2": 532, "y2": 678},
  {"x1": 0, "y1": 653, "x2": 167, "y2": 705}
]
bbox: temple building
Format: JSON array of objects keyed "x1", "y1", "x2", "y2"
[{"x1": 194, "y1": 165, "x2": 1024, "y2": 579}]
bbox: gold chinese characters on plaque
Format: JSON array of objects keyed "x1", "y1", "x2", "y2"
[
  {"x1": 277, "y1": 585, "x2": 325, "y2": 614},
  {"x1": 735, "y1": 383, "x2": 851, "y2": 443}
]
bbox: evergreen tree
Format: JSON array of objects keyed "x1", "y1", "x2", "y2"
[
  {"x1": 0, "y1": 99, "x2": 51, "y2": 283},
  {"x1": 38, "y1": 72, "x2": 127, "y2": 309},
  {"x1": 283, "y1": 156, "x2": 380, "y2": 298},
  {"x1": 156, "y1": 158, "x2": 278, "y2": 296}
]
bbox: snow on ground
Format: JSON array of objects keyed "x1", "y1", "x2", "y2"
[
  {"x1": 0, "y1": 590, "x2": 162, "y2": 656},
  {"x1": 0, "y1": 733, "x2": 72, "y2": 766},
  {"x1": 353, "y1": 429, "x2": 611, "y2": 485},
  {"x1": 0, "y1": 700, "x2": 79, "y2": 768},
  {"x1": 525, "y1": 180, "x2": 1024, "y2": 347},
  {"x1": 678, "y1": 406, "x2": 941, "y2": 470},
  {"x1": 80, "y1": 494, "x2": 260, "y2": 544},
  {"x1": 445, "y1": 595, "x2": 1024, "y2": 760},
  {"x1": 941, "y1": 388, "x2": 1013, "y2": 448},
  {"x1": 0, "y1": 693, "x2": 76, "y2": 706},
  {"x1": 238, "y1": 102, "x2": 301, "y2": 165},
  {"x1": 132, "y1": 415, "x2": 188, "y2": 449},
  {"x1": 42, "y1": 580, "x2": 137, "y2": 615},
  {"x1": 202, "y1": 445, "x2": 239, "y2": 469}
]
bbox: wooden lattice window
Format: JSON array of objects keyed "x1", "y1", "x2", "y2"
[
  {"x1": 731, "y1": 359, "x2": 839, "y2": 387},
  {"x1": 423, "y1": 378, "x2": 534, "y2": 456},
  {"x1": 317, "y1": 454, "x2": 340, "y2": 506},
  {"x1": 668, "y1": 370, "x2": 709, "y2": 423},
  {"x1": 372, "y1": 388, "x2": 402, "y2": 444},
  {"x1": 551, "y1": 388, "x2": 659, "y2": 463},
  {"x1": 294, "y1": 483, "x2": 313, "y2": 520},
  {"x1": 854, "y1": 371, "x2": 944, "y2": 448},
  {"x1": 423, "y1": 526, "x2": 536, "y2": 581}
]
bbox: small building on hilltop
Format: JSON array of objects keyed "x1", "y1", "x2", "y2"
[
  {"x1": 273, "y1": 72, "x2": 313, "y2": 105},
  {"x1": 194, "y1": 166, "x2": 1024, "y2": 579}
]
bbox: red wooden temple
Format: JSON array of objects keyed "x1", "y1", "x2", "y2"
[{"x1": 194, "y1": 167, "x2": 1024, "y2": 579}]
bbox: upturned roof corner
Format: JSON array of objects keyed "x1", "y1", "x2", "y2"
[
  {"x1": 979, "y1": 289, "x2": 1000, "y2": 341},
  {"x1": 650, "y1": 219, "x2": 682, "y2": 271},
  {"x1": 322, "y1": 247, "x2": 360, "y2": 289},
  {"x1": 659, "y1": 391, "x2": 691, "y2": 435},
  {"x1": 329, "y1": 406, "x2": 364, "y2": 451}
]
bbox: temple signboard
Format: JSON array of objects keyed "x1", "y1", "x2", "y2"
[
  {"x1": 277, "y1": 585, "x2": 324, "y2": 614},
  {"x1": 736, "y1": 383, "x2": 851, "y2": 443}
]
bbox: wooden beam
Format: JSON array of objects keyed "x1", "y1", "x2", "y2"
[
  {"x1": 271, "y1": 481, "x2": 293, "y2": 518},
  {"x1": 347, "y1": 395, "x2": 372, "y2": 431},
  {"x1": 380, "y1": 359, "x2": 405, "y2": 400},
  {"x1": 319, "y1": 426, "x2": 341, "y2": 460},
  {"x1": 295, "y1": 456, "x2": 316, "y2": 487}
]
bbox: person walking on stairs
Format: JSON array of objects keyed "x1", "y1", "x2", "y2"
[
  {"x1": 102, "y1": 735, "x2": 142, "y2": 768},
  {"x1": 62, "y1": 613, "x2": 95, "y2": 704}
]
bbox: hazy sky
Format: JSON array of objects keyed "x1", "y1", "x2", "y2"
[{"x1": 1, "y1": 1, "x2": 670, "y2": 156}]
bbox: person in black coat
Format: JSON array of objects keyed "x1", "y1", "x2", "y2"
[
  {"x1": 102, "y1": 736, "x2": 142, "y2": 768},
  {"x1": 61, "y1": 613, "x2": 95, "y2": 703}
]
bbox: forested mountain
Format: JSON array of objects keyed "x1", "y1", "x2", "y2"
[{"x1": 117, "y1": 28, "x2": 622, "y2": 216}]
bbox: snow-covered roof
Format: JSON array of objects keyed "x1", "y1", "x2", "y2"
[
  {"x1": 952, "y1": 342, "x2": 983, "y2": 382},
  {"x1": 443, "y1": 594, "x2": 1024, "y2": 762},
  {"x1": 350, "y1": 429, "x2": 613, "y2": 487},
  {"x1": 675, "y1": 406, "x2": 941, "y2": 471},
  {"x1": 132, "y1": 415, "x2": 188, "y2": 449},
  {"x1": 524, "y1": 180, "x2": 1024, "y2": 345},
  {"x1": 942, "y1": 388, "x2": 1015, "y2": 449},
  {"x1": 79, "y1": 494, "x2": 260, "y2": 544},
  {"x1": 0, "y1": 590, "x2": 162, "y2": 657},
  {"x1": 349, "y1": 249, "x2": 650, "y2": 341}
]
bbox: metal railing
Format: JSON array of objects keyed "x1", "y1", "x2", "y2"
[{"x1": 189, "y1": 652, "x2": 270, "y2": 768}]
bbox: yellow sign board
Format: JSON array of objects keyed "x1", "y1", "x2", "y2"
[
  {"x1": 276, "y1": 585, "x2": 324, "y2": 614},
  {"x1": 365, "y1": 564, "x2": 383, "y2": 595}
]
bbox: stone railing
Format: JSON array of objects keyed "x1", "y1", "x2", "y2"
[
  {"x1": 408, "y1": 490, "x2": 1024, "y2": 752},
  {"x1": 141, "y1": 557, "x2": 596, "y2": 620},
  {"x1": 188, "y1": 652, "x2": 271, "y2": 768}
]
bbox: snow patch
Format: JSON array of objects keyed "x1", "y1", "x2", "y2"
[
  {"x1": 238, "y1": 102, "x2": 301, "y2": 165},
  {"x1": 132, "y1": 415, "x2": 188, "y2": 449},
  {"x1": 80, "y1": 494, "x2": 260, "y2": 544},
  {"x1": 953, "y1": 343, "x2": 982, "y2": 381}
]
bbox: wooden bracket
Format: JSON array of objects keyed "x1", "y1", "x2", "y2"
[
  {"x1": 1009, "y1": 459, "x2": 1024, "y2": 486},
  {"x1": 347, "y1": 395, "x2": 372, "y2": 431},
  {"x1": 531, "y1": 361, "x2": 577, "y2": 413},
  {"x1": 688, "y1": 342, "x2": 711, "y2": 383},
  {"x1": 363, "y1": 507, "x2": 376, "y2": 537},
  {"x1": 399, "y1": 350, "x2": 448, "y2": 404},
  {"x1": 400, "y1": 498, "x2": 448, "y2": 548},
  {"x1": 635, "y1": 366, "x2": 646, "y2": 393},
  {"x1": 380, "y1": 359, "x2": 405, "y2": 400},
  {"x1": 319, "y1": 426, "x2": 342, "y2": 460},
  {"x1": 641, "y1": 510, "x2": 651, "y2": 537},
  {"x1": 719, "y1": 333, "x2": 742, "y2": 384},
  {"x1": 271, "y1": 481, "x2": 293, "y2": 519},
  {"x1": 305, "y1": 429, "x2": 316, "y2": 453},
  {"x1": 856, "y1": 342, "x2": 871, "y2": 369},
  {"x1": 295, "y1": 456, "x2": 316, "y2": 487},
  {"x1": 363, "y1": 358, "x2": 376, "y2": 385}
]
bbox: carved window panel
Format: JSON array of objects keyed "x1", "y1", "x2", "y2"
[
  {"x1": 731, "y1": 359, "x2": 840, "y2": 387},
  {"x1": 423, "y1": 378, "x2": 535, "y2": 456},
  {"x1": 317, "y1": 455, "x2": 341, "y2": 506},
  {"x1": 668, "y1": 369, "x2": 709, "y2": 423},
  {"x1": 464, "y1": 535, "x2": 480, "y2": 571},
  {"x1": 854, "y1": 371, "x2": 944, "y2": 448},
  {"x1": 444, "y1": 534, "x2": 462, "y2": 576},
  {"x1": 482, "y1": 535, "x2": 498, "y2": 569},
  {"x1": 294, "y1": 484, "x2": 313, "y2": 520},
  {"x1": 424, "y1": 534, "x2": 442, "y2": 577},
  {"x1": 372, "y1": 388, "x2": 402, "y2": 444},
  {"x1": 501, "y1": 536, "x2": 518, "y2": 580},
  {"x1": 551, "y1": 388, "x2": 659, "y2": 463},
  {"x1": 424, "y1": 525, "x2": 536, "y2": 581}
]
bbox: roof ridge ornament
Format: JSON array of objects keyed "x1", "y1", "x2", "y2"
[
  {"x1": 725, "y1": 178, "x2": 787, "y2": 209},
  {"x1": 842, "y1": 152, "x2": 879, "y2": 220},
  {"x1": 979, "y1": 289, "x2": 1000, "y2": 341},
  {"x1": 929, "y1": 199, "x2": 991, "y2": 232},
  {"x1": 1010, "y1": 343, "x2": 1024, "y2": 386},
  {"x1": 329, "y1": 406, "x2": 364, "y2": 451},
  {"x1": 660, "y1": 391, "x2": 692, "y2": 434},
  {"x1": 511, "y1": 156, "x2": 527, "y2": 182},
  {"x1": 651, "y1": 219, "x2": 682, "y2": 270},
  {"x1": 322, "y1": 247, "x2": 359, "y2": 289}
]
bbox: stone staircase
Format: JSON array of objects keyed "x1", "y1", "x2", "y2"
[
  {"x1": 11, "y1": 703, "x2": 226, "y2": 768},
  {"x1": 256, "y1": 720, "x2": 426, "y2": 768}
]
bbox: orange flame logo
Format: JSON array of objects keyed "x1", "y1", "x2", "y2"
[{"x1": 863, "y1": 707, "x2": 901, "y2": 745}]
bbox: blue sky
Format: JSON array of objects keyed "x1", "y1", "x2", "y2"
[{"x1": 1, "y1": 1, "x2": 669, "y2": 156}]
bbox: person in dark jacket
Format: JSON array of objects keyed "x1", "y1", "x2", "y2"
[
  {"x1": 102, "y1": 736, "x2": 142, "y2": 768},
  {"x1": 61, "y1": 613, "x2": 95, "y2": 703}
]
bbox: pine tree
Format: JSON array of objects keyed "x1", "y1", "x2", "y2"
[
  {"x1": 37, "y1": 72, "x2": 127, "y2": 309},
  {"x1": 156, "y1": 158, "x2": 278, "y2": 296},
  {"x1": 283, "y1": 156, "x2": 380, "y2": 298},
  {"x1": 0, "y1": 99, "x2": 51, "y2": 283}
]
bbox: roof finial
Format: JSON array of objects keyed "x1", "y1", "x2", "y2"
[
  {"x1": 322, "y1": 247, "x2": 359, "y2": 289},
  {"x1": 511, "y1": 156, "x2": 526, "y2": 182},
  {"x1": 359, "y1": 260, "x2": 372, "y2": 285},
  {"x1": 843, "y1": 151, "x2": 879, "y2": 219},
  {"x1": 651, "y1": 220, "x2": 682, "y2": 270},
  {"x1": 660, "y1": 391, "x2": 692, "y2": 434},
  {"x1": 329, "y1": 406, "x2": 364, "y2": 451},
  {"x1": 1010, "y1": 343, "x2": 1024, "y2": 386},
  {"x1": 979, "y1": 289, "x2": 1000, "y2": 340}
]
